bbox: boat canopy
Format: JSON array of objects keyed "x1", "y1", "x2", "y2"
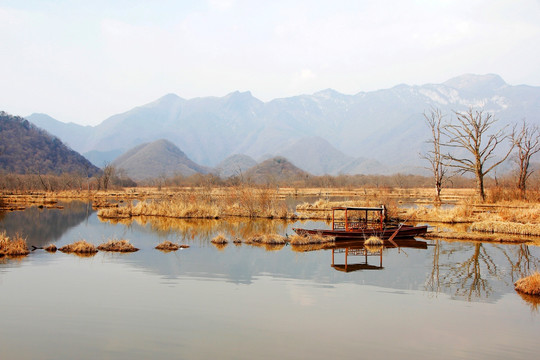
[
  {"x1": 332, "y1": 205, "x2": 386, "y2": 231},
  {"x1": 331, "y1": 206, "x2": 385, "y2": 211}
]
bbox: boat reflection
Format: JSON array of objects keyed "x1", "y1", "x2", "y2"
[
  {"x1": 331, "y1": 246, "x2": 383, "y2": 272},
  {"x1": 329, "y1": 237, "x2": 429, "y2": 272}
]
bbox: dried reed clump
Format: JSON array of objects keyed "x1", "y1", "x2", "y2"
[
  {"x1": 97, "y1": 239, "x2": 139, "y2": 252},
  {"x1": 44, "y1": 244, "x2": 57, "y2": 252},
  {"x1": 0, "y1": 231, "x2": 30, "y2": 257},
  {"x1": 404, "y1": 204, "x2": 475, "y2": 223},
  {"x1": 244, "y1": 233, "x2": 287, "y2": 245},
  {"x1": 155, "y1": 240, "x2": 180, "y2": 251},
  {"x1": 233, "y1": 237, "x2": 242, "y2": 244},
  {"x1": 211, "y1": 233, "x2": 229, "y2": 244},
  {"x1": 470, "y1": 221, "x2": 540, "y2": 236},
  {"x1": 59, "y1": 240, "x2": 98, "y2": 254},
  {"x1": 364, "y1": 236, "x2": 383, "y2": 246},
  {"x1": 289, "y1": 233, "x2": 335, "y2": 245},
  {"x1": 514, "y1": 272, "x2": 540, "y2": 296},
  {"x1": 97, "y1": 207, "x2": 132, "y2": 218},
  {"x1": 244, "y1": 234, "x2": 265, "y2": 244},
  {"x1": 261, "y1": 233, "x2": 287, "y2": 244}
]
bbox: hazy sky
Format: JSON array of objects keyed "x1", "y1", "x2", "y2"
[{"x1": 1, "y1": 0, "x2": 539, "y2": 125}]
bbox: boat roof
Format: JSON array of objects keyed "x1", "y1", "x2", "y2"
[{"x1": 331, "y1": 206, "x2": 385, "y2": 211}]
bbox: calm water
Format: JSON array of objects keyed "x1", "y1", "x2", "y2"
[{"x1": 1, "y1": 202, "x2": 539, "y2": 360}]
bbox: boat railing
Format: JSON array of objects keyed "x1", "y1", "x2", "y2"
[
  {"x1": 334, "y1": 221, "x2": 346, "y2": 230},
  {"x1": 333, "y1": 221, "x2": 381, "y2": 231}
]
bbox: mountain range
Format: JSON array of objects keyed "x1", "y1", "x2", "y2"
[{"x1": 25, "y1": 74, "x2": 540, "y2": 176}]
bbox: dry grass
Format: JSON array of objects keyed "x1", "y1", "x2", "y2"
[
  {"x1": 44, "y1": 244, "x2": 57, "y2": 252},
  {"x1": 0, "y1": 231, "x2": 30, "y2": 257},
  {"x1": 471, "y1": 221, "x2": 540, "y2": 237},
  {"x1": 425, "y1": 230, "x2": 531, "y2": 243},
  {"x1": 289, "y1": 233, "x2": 335, "y2": 245},
  {"x1": 244, "y1": 233, "x2": 287, "y2": 245},
  {"x1": 365, "y1": 236, "x2": 383, "y2": 246},
  {"x1": 211, "y1": 233, "x2": 229, "y2": 244},
  {"x1": 155, "y1": 240, "x2": 181, "y2": 251},
  {"x1": 232, "y1": 237, "x2": 242, "y2": 244},
  {"x1": 96, "y1": 188, "x2": 300, "y2": 220},
  {"x1": 97, "y1": 239, "x2": 139, "y2": 252},
  {"x1": 59, "y1": 240, "x2": 98, "y2": 254},
  {"x1": 514, "y1": 272, "x2": 540, "y2": 296}
]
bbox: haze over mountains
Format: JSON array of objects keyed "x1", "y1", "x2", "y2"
[{"x1": 26, "y1": 74, "x2": 540, "y2": 177}]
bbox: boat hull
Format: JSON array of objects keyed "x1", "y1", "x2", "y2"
[{"x1": 292, "y1": 225, "x2": 428, "y2": 240}]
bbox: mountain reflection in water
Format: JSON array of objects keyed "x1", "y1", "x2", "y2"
[
  {"x1": 0, "y1": 206, "x2": 539, "y2": 360},
  {"x1": 0, "y1": 206, "x2": 538, "y2": 302}
]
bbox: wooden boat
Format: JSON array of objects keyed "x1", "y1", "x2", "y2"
[{"x1": 293, "y1": 206, "x2": 428, "y2": 240}]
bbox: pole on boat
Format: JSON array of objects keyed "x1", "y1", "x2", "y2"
[{"x1": 386, "y1": 223, "x2": 403, "y2": 248}]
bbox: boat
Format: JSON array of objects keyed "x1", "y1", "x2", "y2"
[{"x1": 292, "y1": 206, "x2": 428, "y2": 240}]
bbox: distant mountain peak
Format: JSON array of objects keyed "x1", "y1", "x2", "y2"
[
  {"x1": 443, "y1": 74, "x2": 507, "y2": 92},
  {"x1": 151, "y1": 93, "x2": 185, "y2": 106},
  {"x1": 313, "y1": 88, "x2": 343, "y2": 98},
  {"x1": 112, "y1": 139, "x2": 208, "y2": 180}
]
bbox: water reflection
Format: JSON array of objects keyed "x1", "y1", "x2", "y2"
[
  {"x1": 0, "y1": 201, "x2": 93, "y2": 248},
  {"x1": 329, "y1": 238, "x2": 430, "y2": 272},
  {"x1": 0, "y1": 206, "x2": 539, "y2": 303},
  {"x1": 426, "y1": 240, "x2": 540, "y2": 302},
  {"x1": 330, "y1": 246, "x2": 384, "y2": 272}
]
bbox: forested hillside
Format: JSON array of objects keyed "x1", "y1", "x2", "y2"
[{"x1": 0, "y1": 111, "x2": 99, "y2": 175}]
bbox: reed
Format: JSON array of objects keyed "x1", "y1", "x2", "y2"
[
  {"x1": 97, "y1": 239, "x2": 139, "y2": 252},
  {"x1": 59, "y1": 240, "x2": 98, "y2": 254},
  {"x1": 261, "y1": 233, "x2": 287, "y2": 245},
  {"x1": 289, "y1": 233, "x2": 335, "y2": 245},
  {"x1": 211, "y1": 233, "x2": 229, "y2": 244},
  {"x1": 232, "y1": 237, "x2": 242, "y2": 244},
  {"x1": 155, "y1": 240, "x2": 181, "y2": 251},
  {"x1": 44, "y1": 244, "x2": 57, "y2": 252},
  {"x1": 364, "y1": 236, "x2": 383, "y2": 246},
  {"x1": 425, "y1": 230, "x2": 530, "y2": 243},
  {"x1": 470, "y1": 221, "x2": 540, "y2": 237},
  {"x1": 514, "y1": 272, "x2": 540, "y2": 296},
  {"x1": 0, "y1": 231, "x2": 30, "y2": 257}
]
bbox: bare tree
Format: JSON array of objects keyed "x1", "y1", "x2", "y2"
[
  {"x1": 99, "y1": 162, "x2": 115, "y2": 191},
  {"x1": 512, "y1": 120, "x2": 540, "y2": 197},
  {"x1": 422, "y1": 108, "x2": 447, "y2": 203},
  {"x1": 443, "y1": 108, "x2": 513, "y2": 202}
]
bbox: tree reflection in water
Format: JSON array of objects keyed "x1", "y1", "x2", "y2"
[{"x1": 426, "y1": 240, "x2": 540, "y2": 301}]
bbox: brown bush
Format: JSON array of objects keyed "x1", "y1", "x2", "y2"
[
  {"x1": 97, "y1": 239, "x2": 138, "y2": 252},
  {"x1": 59, "y1": 240, "x2": 98, "y2": 254},
  {"x1": 515, "y1": 272, "x2": 540, "y2": 296}
]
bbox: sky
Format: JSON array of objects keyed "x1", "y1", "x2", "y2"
[{"x1": 1, "y1": 0, "x2": 539, "y2": 126}]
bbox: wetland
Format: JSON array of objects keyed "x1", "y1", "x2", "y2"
[{"x1": 0, "y1": 196, "x2": 539, "y2": 359}]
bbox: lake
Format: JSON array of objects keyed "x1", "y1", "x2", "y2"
[{"x1": 1, "y1": 201, "x2": 539, "y2": 360}]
